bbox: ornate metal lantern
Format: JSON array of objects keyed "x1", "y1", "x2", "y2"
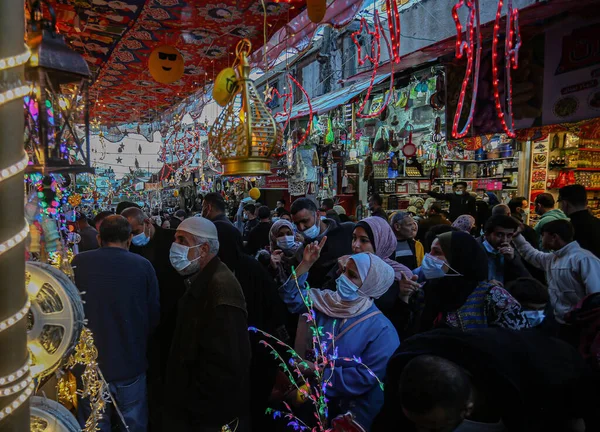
[
  {"x1": 208, "y1": 40, "x2": 283, "y2": 176},
  {"x1": 24, "y1": 2, "x2": 93, "y2": 174}
]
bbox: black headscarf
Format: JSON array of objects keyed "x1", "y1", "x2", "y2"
[{"x1": 422, "y1": 231, "x2": 488, "y2": 327}]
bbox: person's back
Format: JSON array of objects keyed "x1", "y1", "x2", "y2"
[
  {"x1": 246, "y1": 205, "x2": 272, "y2": 255},
  {"x1": 72, "y1": 215, "x2": 159, "y2": 432}
]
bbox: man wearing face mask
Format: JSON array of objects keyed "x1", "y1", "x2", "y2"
[
  {"x1": 121, "y1": 207, "x2": 185, "y2": 429},
  {"x1": 165, "y1": 217, "x2": 251, "y2": 431},
  {"x1": 290, "y1": 198, "x2": 354, "y2": 288},
  {"x1": 427, "y1": 182, "x2": 476, "y2": 222},
  {"x1": 72, "y1": 216, "x2": 160, "y2": 432}
]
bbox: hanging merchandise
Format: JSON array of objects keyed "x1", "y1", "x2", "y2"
[
  {"x1": 148, "y1": 45, "x2": 185, "y2": 84},
  {"x1": 209, "y1": 39, "x2": 283, "y2": 176},
  {"x1": 402, "y1": 127, "x2": 417, "y2": 158},
  {"x1": 325, "y1": 117, "x2": 335, "y2": 145},
  {"x1": 307, "y1": 0, "x2": 327, "y2": 23}
]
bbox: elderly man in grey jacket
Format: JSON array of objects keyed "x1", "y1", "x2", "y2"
[{"x1": 514, "y1": 220, "x2": 600, "y2": 337}]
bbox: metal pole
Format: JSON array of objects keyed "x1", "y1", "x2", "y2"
[{"x1": 0, "y1": 0, "x2": 30, "y2": 430}]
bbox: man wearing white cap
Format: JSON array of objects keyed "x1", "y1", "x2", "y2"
[{"x1": 164, "y1": 217, "x2": 251, "y2": 431}]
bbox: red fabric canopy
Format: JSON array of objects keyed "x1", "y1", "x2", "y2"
[{"x1": 48, "y1": 0, "x2": 304, "y2": 126}]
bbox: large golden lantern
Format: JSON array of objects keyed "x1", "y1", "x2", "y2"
[{"x1": 208, "y1": 40, "x2": 283, "y2": 176}]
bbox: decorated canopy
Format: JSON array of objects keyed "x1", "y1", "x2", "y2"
[{"x1": 48, "y1": 0, "x2": 305, "y2": 126}]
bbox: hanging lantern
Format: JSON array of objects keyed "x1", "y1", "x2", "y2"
[
  {"x1": 208, "y1": 39, "x2": 283, "y2": 176},
  {"x1": 24, "y1": 1, "x2": 93, "y2": 174}
]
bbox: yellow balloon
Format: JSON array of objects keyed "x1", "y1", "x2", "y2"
[
  {"x1": 249, "y1": 187, "x2": 260, "y2": 200},
  {"x1": 213, "y1": 67, "x2": 238, "y2": 107},
  {"x1": 149, "y1": 45, "x2": 184, "y2": 84},
  {"x1": 307, "y1": 0, "x2": 327, "y2": 24},
  {"x1": 173, "y1": 190, "x2": 179, "y2": 197}
]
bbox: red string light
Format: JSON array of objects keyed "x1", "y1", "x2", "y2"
[
  {"x1": 451, "y1": 0, "x2": 482, "y2": 139},
  {"x1": 491, "y1": 0, "x2": 521, "y2": 138},
  {"x1": 274, "y1": 74, "x2": 313, "y2": 157},
  {"x1": 385, "y1": 0, "x2": 401, "y2": 64},
  {"x1": 352, "y1": 10, "x2": 395, "y2": 119}
]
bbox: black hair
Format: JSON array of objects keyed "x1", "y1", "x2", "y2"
[
  {"x1": 400, "y1": 355, "x2": 471, "y2": 415},
  {"x1": 559, "y1": 184, "x2": 587, "y2": 207},
  {"x1": 204, "y1": 192, "x2": 226, "y2": 213},
  {"x1": 116, "y1": 201, "x2": 140, "y2": 215},
  {"x1": 326, "y1": 209, "x2": 341, "y2": 224},
  {"x1": 99, "y1": 215, "x2": 132, "y2": 243},
  {"x1": 491, "y1": 204, "x2": 511, "y2": 217},
  {"x1": 535, "y1": 193, "x2": 555, "y2": 209},
  {"x1": 423, "y1": 224, "x2": 459, "y2": 253},
  {"x1": 174, "y1": 209, "x2": 187, "y2": 219},
  {"x1": 93, "y1": 211, "x2": 113, "y2": 228},
  {"x1": 508, "y1": 196, "x2": 527, "y2": 214},
  {"x1": 244, "y1": 204, "x2": 256, "y2": 214},
  {"x1": 277, "y1": 198, "x2": 286, "y2": 205},
  {"x1": 440, "y1": 210, "x2": 450, "y2": 218},
  {"x1": 290, "y1": 198, "x2": 317, "y2": 215},
  {"x1": 453, "y1": 181, "x2": 468, "y2": 188},
  {"x1": 429, "y1": 203, "x2": 443, "y2": 214},
  {"x1": 541, "y1": 219, "x2": 574, "y2": 243},
  {"x1": 506, "y1": 277, "x2": 549, "y2": 305},
  {"x1": 484, "y1": 214, "x2": 519, "y2": 234},
  {"x1": 369, "y1": 193, "x2": 383, "y2": 206},
  {"x1": 321, "y1": 198, "x2": 335, "y2": 211},
  {"x1": 275, "y1": 207, "x2": 291, "y2": 218},
  {"x1": 258, "y1": 205, "x2": 271, "y2": 220}
]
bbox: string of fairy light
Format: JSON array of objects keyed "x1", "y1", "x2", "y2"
[{"x1": 0, "y1": 45, "x2": 33, "y2": 424}]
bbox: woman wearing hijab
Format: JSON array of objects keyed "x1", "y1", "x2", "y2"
[
  {"x1": 409, "y1": 231, "x2": 529, "y2": 334},
  {"x1": 452, "y1": 214, "x2": 476, "y2": 234},
  {"x1": 268, "y1": 219, "x2": 302, "y2": 284},
  {"x1": 279, "y1": 238, "x2": 400, "y2": 431}
]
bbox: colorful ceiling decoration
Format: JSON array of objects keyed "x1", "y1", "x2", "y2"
[{"x1": 47, "y1": 0, "x2": 305, "y2": 126}]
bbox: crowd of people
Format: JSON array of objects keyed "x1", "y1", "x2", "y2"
[{"x1": 69, "y1": 183, "x2": 600, "y2": 432}]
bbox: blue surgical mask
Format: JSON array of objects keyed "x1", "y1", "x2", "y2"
[
  {"x1": 277, "y1": 235, "x2": 296, "y2": 250},
  {"x1": 524, "y1": 309, "x2": 545, "y2": 327},
  {"x1": 301, "y1": 220, "x2": 321, "y2": 240},
  {"x1": 420, "y1": 254, "x2": 448, "y2": 279},
  {"x1": 336, "y1": 274, "x2": 360, "y2": 301},
  {"x1": 272, "y1": 217, "x2": 280, "y2": 223},
  {"x1": 169, "y1": 242, "x2": 200, "y2": 273},
  {"x1": 455, "y1": 190, "x2": 464, "y2": 195},
  {"x1": 132, "y1": 231, "x2": 150, "y2": 247}
]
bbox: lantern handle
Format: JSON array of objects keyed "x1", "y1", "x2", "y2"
[{"x1": 235, "y1": 39, "x2": 252, "y2": 60}]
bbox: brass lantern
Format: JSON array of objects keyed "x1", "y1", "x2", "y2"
[
  {"x1": 24, "y1": 1, "x2": 93, "y2": 174},
  {"x1": 208, "y1": 40, "x2": 283, "y2": 176}
]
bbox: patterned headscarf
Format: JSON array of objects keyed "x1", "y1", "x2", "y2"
[
  {"x1": 357, "y1": 216, "x2": 413, "y2": 281},
  {"x1": 269, "y1": 219, "x2": 300, "y2": 252},
  {"x1": 310, "y1": 253, "x2": 394, "y2": 318},
  {"x1": 452, "y1": 214, "x2": 476, "y2": 233}
]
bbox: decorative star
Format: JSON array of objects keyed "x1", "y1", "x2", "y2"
[
  {"x1": 263, "y1": 82, "x2": 273, "y2": 103},
  {"x1": 116, "y1": 157, "x2": 122, "y2": 164},
  {"x1": 350, "y1": 16, "x2": 381, "y2": 67}
]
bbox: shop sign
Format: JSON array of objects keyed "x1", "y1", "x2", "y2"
[
  {"x1": 263, "y1": 169, "x2": 288, "y2": 189},
  {"x1": 543, "y1": 18, "x2": 600, "y2": 125},
  {"x1": 145, "y1": 183, "x2": 160, "y2": 190}
]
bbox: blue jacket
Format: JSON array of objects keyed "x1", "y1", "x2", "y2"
[
  {"x1": 280, "y1": 273, "x2": 400, "y2": 430},
  {"x1": 72, "y1": 247, "x2": 160, "y2": 382}
]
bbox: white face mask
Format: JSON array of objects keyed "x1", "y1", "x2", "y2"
[
  {"x1": 455, "y1": 190, "x2": 464, "y2": 195},
  {"x1": 524, "y1": 309, "x2": 545, "y2": 327},
  {"x1": 170, "y1": 242, "x2": 201, "y2": 275},
  {"x1": 420, "y1": 254, "x2": 447, "y2": 279},
  {"x1": 300, "y1": 215, "x2": 321, "y2": 240}
]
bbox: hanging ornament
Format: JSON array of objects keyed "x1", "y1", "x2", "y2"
[
  {"x1": 249, "y1": 187, "x2": 261, "y2": 200},
  {"x1": 385, "y1": 0, "x2": 401, "y2": 64},
  {"x1": 307, "y1": 0, "x2": 327, "y2": 23},
  {"x1": 68, "y1": 193, "x2": 82, "y2": 207},
  {"x1": 148, "y1": 45, "x2": 184, "y2": 84},
  {"x1": 213, "y1": 67, "x2": 239, "y2": 107},
  {"x1": 208, "y1": 39, "x2": 283, "y2": 176}
]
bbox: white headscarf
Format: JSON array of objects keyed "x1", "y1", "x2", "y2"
[{"x1": 309, "y1": 253, "x2": 394, "y2": 318}]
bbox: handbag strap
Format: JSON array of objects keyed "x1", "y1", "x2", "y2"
[{"x1": 334, "y1": 311, "x2": 382, "y2": 345}]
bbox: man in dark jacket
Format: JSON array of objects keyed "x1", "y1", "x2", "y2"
[
  {"x1": 559, "y1": 184, "x2": 600, "y2": 257},
  {"x1": 373, "y1": 328, "x2": 599, "y2": 432},
  {"x1": 246, "y1": 205, "x2": 272, "y2": 255},
  {"x1": 478, "y1": 215, "x2": 531, "y2": 285},
  {"x1": 291, "y1": 198, "x2": 354, "y2": 288},
  {"x1": 201, "y1": 192, "x2": 231, "y2": 224},
  {"x1": 417, "y1": 203, "x2": 451, "y2": 242},
  {"x1": 368, "y1": 193, "x2": 388, "y2": 220},
  {"x1": 73, "y1": 215, "x2": 160, "y2": 431},
  {"x1": 165, "y1": 217, "x2": 251, "y2": 431},
  {"x1": 427, "y1": 181, "x2": 476, "y2": 222},
  {"x1": 170, "y1": 209, "x2": 187, "y2": 230},
  {"x1": 122, "y1": 207, "x2": 185, "y2": 430}
]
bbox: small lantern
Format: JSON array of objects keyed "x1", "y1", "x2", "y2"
[
  {"x1": 24, "y1": 2, "x2": 93, "y2": 174},
  {"x1": 208, "y1": 39, "x2": 283, "y2": 176}
]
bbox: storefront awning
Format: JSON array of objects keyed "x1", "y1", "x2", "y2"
[{"x1": 287, "y1": 73, "x2": 391, "y2": 119}]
